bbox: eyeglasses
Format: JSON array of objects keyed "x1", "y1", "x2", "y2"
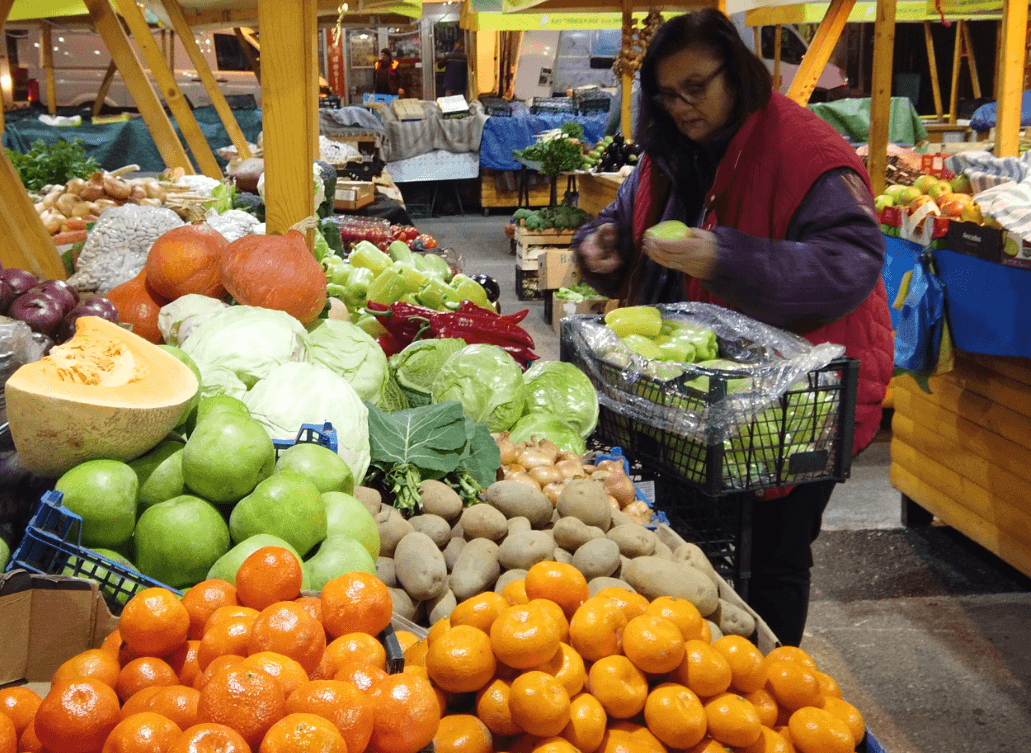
[{"x1": 652, "y1": 65, "x2": 725, "y2": 109}]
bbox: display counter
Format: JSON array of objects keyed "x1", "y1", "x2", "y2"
[{"x1": 577, "y1": 172, "x2": 624, "y2": 217}]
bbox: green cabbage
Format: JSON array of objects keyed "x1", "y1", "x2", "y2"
[
  {"x1": 157, "y1": 294, "x2": 229, "y2": 347},
  {"x1": 508, "y1": 412, "x2": 586, "y2": 455},
  {"x1": 242, "y1": 361, "x2": 371, "y2": 484},
  {"x1": 522, "y1": 361, "x2": 599, "y2": 438},
  {"x1": 389, "y1": 338, "x2": 466, "y2": 407},
  {"x1": 305, "y1": 319, "x2": 388, "y2": 405},
  {"x1": 182, "y1": 306, "x2": 308, "y2": 391},
  {"x1": 430, "y1": 344, "x2": 526, "y2": 432}
]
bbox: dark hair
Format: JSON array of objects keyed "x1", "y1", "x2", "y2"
[
  {"x1": 637, "y1": 9, "x2": 772, "y2": 154},
  {"x1": 381, "y1": 48, "x2": 392, "y2": 57}
]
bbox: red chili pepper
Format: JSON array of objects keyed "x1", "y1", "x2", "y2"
[
  {"x1": 377, "y1": 333, "x2": 407, "y2": 357},
  {"x1": 367, "y1": 301, "x2": 434, "y2": 342}
]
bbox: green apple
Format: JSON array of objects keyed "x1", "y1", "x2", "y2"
[
  {"x1": 229, "y1": 471, "x2": 328, "y2": 557},
  {"x1": 133, "y1": 495, "x2": 231, "y2": 589},
  {"x1": 180, "y1": 394, "x2": 251, "y2": 438},
  {"x1": 950, "y1": 174, "x2": 972, "y2": 194},
  {"x1": 55, "y1": 460, "x2": 138, "y2": 549},
  {"x1": 883, "y1": 184, "x2": 909, "y2": 203},
  {"x1": 322, "y1": 492, "x2": 380, "y2": 559},
  {"x1": 275, "y1": 443, "x2": 355, "y2": 495},
  {"x1": 128, "y1": 439, "x2": 186, "y2": 512},
  {"x1": 643, "y1": 220, "x2": 692, "y2": 240},
  {"x1": 182, "y1": 412, "x2": 275, "y2": 504},
  {"x1": 874, "y1": 194, "x2": 895, "y2": 213},
  {"x1": 898, "y1": 187, "x2": 923, "y2": 206},
  {"x1": 207, "y1": 534, "x2": 309, "y2": 588},
  {"x1": 928, "y1": 180, "x2": 953, "y2": 203},
  {"x1": 303, "y1": 536, "x2": 376, "y2": 592},
  {"x1": 0, "y1": 538, "x2": 9, "y2": 572},
  {"x1": 913, "y1": 175, "x2": 938, "y2": 194}
]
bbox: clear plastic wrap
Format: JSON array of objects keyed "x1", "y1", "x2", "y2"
[
  {"x1": 0, "y1": 317, "x2": 48, "y2": 434},
  {"x1": 562, "y1": 303, "x2": 856, "y2": 494}
]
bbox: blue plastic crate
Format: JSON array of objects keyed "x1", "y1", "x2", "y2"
[
  {"x1": 272, "y1": 422, "x2": 338, "y2": 457},
  {"x1": 364, "y1": 93, "x2": 398, "y2": 105},
  {"x1": 592, "y1": 446, "x2": 669, "y2": 528}
]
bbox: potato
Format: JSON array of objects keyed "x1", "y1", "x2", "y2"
[
  {"x1": 706, "y1": 619, "x2": 723, "y2": 642},
  {"x1": 621, "y1": 556, "x2": 719, "y2": 616},
  {"x1": 394, "y1": 532, "x2": 449, "y2": 601},
  {"x1": 427, "y1": 589, "x2": 458, "y2": 626},
  {"x1": 461, "y1": 504, "x2": 508, "y2": 541},
  {"x1": 450, "y1": 539, "x2": 502, "y2": 602},
  {"x1": 497, "y1": 531, "x2": 555, "y2": 571},
  {"x1": 606, "y1": 524, "x2": 657, "y2": 558},
  {"x1": 507, "y1": 516, "x2": 532, "y2": 538},
  {"x1": 354, "y1": 485, "x2": 382, "y2": 516},
  {"x1": 557, "y1": 479, "x2": 611, "y2": 531},
  {"x1": 572, "y1": 538, "x2": 621, "y2": 580},
  {"x1": 672, "y1": 542, "x2": 721, "y2": 589},
  {"x1": 485, "y1": 480, "x2": 553, "y2": 527},
  {"x1": 409, "y1": 514, "x2": 451, "y2": 549},
  {"x1": 376, "y1": 557, "x2": 397, "y2": 587},
  {"x1": 588, "y1": 577, "x2": 637, "y2": 597},
  {"x1": 653, "y1": 538, "x2": 674, "y2": 561},
  {"x1": 552, "y1": 517, "x2": 604, "y2": 553},
  {"x1": 617, "y1": 556, "x2": 632, "y2": 578},
  {"x1": 421, "y1": 479, "x2": 463, "y2": 522},
  {"x1": 552, "y1": 548, "x2": 573, "y2": 565},
  {"x1": 443, "y1": 537, "x2": 466, "y2": 571},
  {"x1": 494, "y1": 568, "x2": 528, "y2": 595},
  {"x1": 712, "y1": 599, "x2": 756, "y2": 638},
  {"x1": 610, "y1": 509, "x2": 633, "y2": 528},
  {"x1": 375, "y1": 507, "x2": 414, "y2": 557},
  {"x1": 389, "y1": 588, "x2": 417, "y2": 621},
  {"x1": 451, "y1": 522, "x2": 464, "y2": 539}
]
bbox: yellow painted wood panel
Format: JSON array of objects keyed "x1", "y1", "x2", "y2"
[
  {"x1": 996, "y1": 0, "x2": 1029, "y2": 157},
  {"x1": 891, "y1": 438, "x2": 1031, "y2": 547},
  {"x1": 891, "y1": 462, "x2": 1031, "y2": 578},
  {"x1": 0, "y1": 150, "x2": 66, "y2": 280},
  {"x1": 42, "y1": 23, "x2": 57, "y2": 115},
  {"x1": 867, "y1": 0, "x2": 896, "y2": 196},
  {"x1": 923, "y1": 21, "x2": 943, "y2": 120},
  {"x1": 964, "y1": 353, "x2": 1031, "y2": 387},
  {"x1": 947, "y1": 360, "x2": 1031, "y2": 420}
]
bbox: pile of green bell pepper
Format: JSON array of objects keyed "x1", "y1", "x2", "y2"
[{"x1": 603, "y1": 307, "x2": 720, "y2": 364}]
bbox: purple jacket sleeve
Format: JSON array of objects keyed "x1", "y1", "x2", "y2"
[
  {"x1": 703, "y1": 168, "x2": 884, "y2": 332},
  {"x1": 571, "y1": 168, "x2": 641, "y2": 297}
]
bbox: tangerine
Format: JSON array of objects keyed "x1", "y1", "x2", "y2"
[
  {"x1": 644, "y1": 596, "x2": 704, "y2": 641},
  {"x1": 197, "y1": 616, "x2": 254, "y2": 672},
  {"x1": 34, "y1": 678, "x2": 122, "y2": 753},
  {"x1": 404, "y1": 639, "x2": 428, "y2": 668},
  {"x1": 203, "y1": 606, "x2": 259, "y2": 636},
  {"x1": 0, "y1": 686, "x2": 41, "y2": 737},
  {"x1": 642, "y1": 683, "x2": 707, "y2": 750},
  {"x1": 568, "y1": 598, "x2": 626, "y2": 662},
  {"x1": 333, "y1": 661, "x2": 390, "y2": 692},
  {"x1": 524, "y1": 563, "x2": 589, "y2": 619},
  {"x1": 100, "y1": 629, "x2": 124, "y2": 657},
  {"x1": 764, "y1": 646, "x2": 818, "y2": 671},
  {"x1": 597, "y1": 721, "x2": 666, "y2": 753},
  {"x1": 432, "y1": 714, "x2": 493, "y2": 753},
  {"x1": 325, "y1": 633, "x2": 388, "y2": 674},
  {"x1": 426, "y1": 625, "x2": 497, "y2": 694},
  {"x1": 675, "y1": 639, "x2": 733, "y2": 698},
  {"x1": 239, "y1": 653, "x2": 310, "y2": 698},
  {"x1": 394, "y1": 631, "x2": 420, "y2": 653},
  {"x1": 501, "y1": 579, "x2": 529, "y2": 606},
  {"x1": 703, "y1": 691, "x2": 763, "y2": 748},
  {"x1": 530, "y1": 599, "x2": 571, "y2": 645},
  {"x1": 684, "y1": 737, "x2": 734, "y2": 753},
  {"x1": 508, "y1": 671, "x2": 571, "y2": 738},
  {"x1": 115, "y1": 656, "x2": 179, "y2": 703},
  {"x1": 167, "y1": 641, "x2": 203, "y2": 687},
  {"x1": 366, "y1": 673, "x2": 441, "y2": 753},
  {"x1": 258, "y1": 712, "x2": 347, "y2": 753},
  {"x1": 236, "y1": 548, "x2": 304, "y2": 612},
  {"x1": 295, "y1": 596, "x2": 324, "y2": 626},
  {"x1": 738, "y1": 726, "x2": 795, "y2": 753},
  {"x1": 764, "y1": 659, "x2": 822, "y2": 712},
  {"x1": 120, "y1": 686, "x2": 164, "y2": 719},
  {"x1": 286, "y1": 680, "x2": 374, "y2": 753},
  {"x1": 168, "y1": 723, "x2": 250, "y2": 753},
  {"x1": 711, "y1": 635, "x2": 766, "y2": 694},
  {"x1": 0, "y1": 713, "x2": 15, "y2": 753},
  {"x1": 533, "y1": 643, "x2": 586, "y2": 697},
  {"x1": 147, "y1": 685, "x2": 202, "y2": 730},
  {"x1": 559, "y1": 692, "x2": 606, "y2": 753},
  {"x1": 820, "y1": 696, "x2": 865, "y2": 745},
  {"x1": 475, "y1": 679, "x2": 522, "y2": 737},
  {"x1": 450, "y1": 592, "x2": 510, "y2": 634},
  {"x1": 743, "y1": 686, "x2": 779, "y2": 728},
  {"x1": 490, "y1": 603, "x2": 563, "y2": 669},
  {"x1": 531, "y1": 737, "x2": 580, "y2": 753},
  {"x1": 52, "y1": 649, "x2": 121, "y2": 688},
  {"x1": 102, "y1": 712, "x2": 182, "y2": 753},
  {"x1": 196, "y1": 666, "x2": 286, "y2": 748},
  {"x1": 815, "y1": 671, "x2": 842, "y2": 700},
  {"x1": 18, "y1": 717, "x2": 42, "y2": 753},
  {"x1": 119, "y1": 588, "x2": 190, "y2": 658},
  {"x1": 593, "y1": 588, "x2": 648, "y2": 622},
  {"x1": 585, "y1": 655, "x2": 647, "y2": 719},
  {"x1": 248, "y1": 601, "x2": 327, "y2": 675},
  {"x1": 321, "y1": 572, "x2": 392, "y2": 639},
  {"x1": 181, "y1": 581, "x2": 238, "y2": 641},
  {"x1": 787, "y1": 706, "x2": 854, "y2": 753},
  {"x1": 192, "y1": 655, "x2": 245, "y2": 692},
  {"x1": 622, "y1": 615, "x2": 685, "y2": 675}
]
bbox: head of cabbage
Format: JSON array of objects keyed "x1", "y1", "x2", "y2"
[
  {"x1": 430, "y1": 344, "x2": 526, "y2": 433},
  {"x1": 522, "y1": 361, "x2": 599, "y2": 438},
  {"x1": 305, "y1": 319, "x2": 388, "y2": 405},
  {"x1": 508, "y1": 411, "x2": 586, "y2": 455}
]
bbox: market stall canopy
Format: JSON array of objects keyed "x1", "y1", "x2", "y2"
[
  {"x1": 143, "y1": 0, "x2": 422, "y2": 29},
  {"x1": 461, "y1": 0, "x2": 651, "y2": 31},
  {"x1": 494, "y1": 0, "x2": 858, "y2": 13},
  {"x1": 7, "y1": 0, "x2": 87, "y2": 21},
  {"x1": 745, "y1": 0, "x2": 1004, "y2": 23}
]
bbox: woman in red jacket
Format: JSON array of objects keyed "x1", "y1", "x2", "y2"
[{"x1": 574, "y1": 9, "x2": 893, "y2": 646}]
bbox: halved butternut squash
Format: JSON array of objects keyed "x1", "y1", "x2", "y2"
[{"x1": 4, "y1": 316, "x2": 199, "y2": 477}]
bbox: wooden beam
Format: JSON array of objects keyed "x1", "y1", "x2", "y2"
[
  {"x1": 83, "y1": 0, "x2": 194, "y2": 173},
  {"x1": 949, "y1": 21, "x2": 962, "y2": 123},
  {"x1": 235, "y1": 27, "x2": 262, "y2": 83},
  {"x1": 997, "y1": 0, "x2": 1029, "y2": 157},
  {"x1": 114, "y1": 0, "x2": 222, "y2": 179},
  {"x1": 258, "y1": 0, "x2": 317, "y2": 241},
  {"x1": 752, "y1": 25, "x2": 760, "y2": 57},
  {"x1": 93, "y1": 61, "x2": 117, "y2": 119},
  {"x1": 773, "y1": 24, "x2": 783, "y2": 91},
  {"x1": 961, "y1": 20, "x2": 981, "y2": 100},
  {"x1": 786, "y1": 0, "x2": 855, "y2": 105},
  {"x1": 924, "y1": 21, "x2": 943, "y2": 121},
  {"x1": 41, "y1": 22, "x2": 57, "y2": 115},
  {"x1": 620, "y1": 0, "x2": 632, "y2": 140},
  {"x1": 0, "y1": 0, "x2": 11, "y2": 132},
  {"x1": 0, "y1": 150, "x2": 66, "y2": 279},
  {"x1": 157, "y1": 0, "x2": 253, "y2": 160},
  {"x1": 868, "y1": 0, "x2": 896, "y2": 198}
]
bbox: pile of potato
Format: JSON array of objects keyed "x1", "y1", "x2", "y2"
[{"x1": 362, "y1": 476, "x2": 757, "y2": 640}]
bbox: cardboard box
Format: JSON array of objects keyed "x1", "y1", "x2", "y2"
[
  {"x1": 516, "y1": 243, "x2": 560, "y2": 271},
  {"x1": 538, "y1": 248, "x2": 582, "y2": 290},
  {"x1": 392, "y1": 98, "x2": 425, "y2": 121},
  {"x1": 334, "y1": 181, "x2": 375, "y2": 211},
  {"x1": 551, "y1": 298, "x2": 618, "y2": 337},
  {"x1": 0, "y1": 570, "x2": 118, "y2": 693}
]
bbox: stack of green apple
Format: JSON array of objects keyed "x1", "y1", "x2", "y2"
[
  {"x1": 49, "y1": 394, "x2": 380, "y2": 606},
  {"x1": 875, "y1": 173, "x2": 983, "y2": 224}
]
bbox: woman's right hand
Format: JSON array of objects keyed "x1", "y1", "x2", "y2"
[{"x1": 579, "y1": 224, "x2": 622, "y2": 274}]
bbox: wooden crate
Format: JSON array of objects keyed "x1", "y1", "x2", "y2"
[
  {"x1": 480, "y1": 169, "x2": 552, "y2": 209},
  {"x1": 334, "y1": 181, "x2": 375, "y2": 211},
  {"x1": 514, "y1": 222, "x2": 577, "y2": 246}
]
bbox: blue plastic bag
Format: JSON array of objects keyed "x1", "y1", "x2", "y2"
[{"x1": 894, "y1": 252, "x2": 947, "y2": 372}]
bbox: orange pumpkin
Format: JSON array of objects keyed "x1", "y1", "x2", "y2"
[
  {"x1": 145, "y1": 224, "x2": 228, "y2": 300},
  {"x1": 220, "y1": 230, "x2": 327, "y2": 325},
  {"x1": 106, "y1": 270, "x2": 169, "y2": 343}
]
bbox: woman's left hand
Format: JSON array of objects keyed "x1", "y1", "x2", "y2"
[{"x1": 642, "y1": 229, "x2": 719, "y2": 281}]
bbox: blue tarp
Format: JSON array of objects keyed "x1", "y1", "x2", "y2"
[
  {"x1": 2, "y1": 105, "x2": 264, "y2": 174},
  {"x1": 970, "y1": 91, "x2": 1031, "y2": 133},
  {"x1": 479, "y1": 108, "x2": 608, "y2": 171}
]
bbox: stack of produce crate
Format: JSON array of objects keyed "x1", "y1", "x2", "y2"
[{"x1": 514, "y1": 221, "x2": 577, "y2": 301}]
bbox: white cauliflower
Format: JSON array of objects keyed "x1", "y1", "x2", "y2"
[
  {"x1": 66, "y1": 205, "x2": 184, "y2": 294},
  {"x1": 204, "y1": 208, "x2": 261, "y2": 243}
]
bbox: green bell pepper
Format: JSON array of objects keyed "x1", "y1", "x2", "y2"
[
  {"x1": 322, "y1": 255, "x2": 350, "y2": 285},
  {"x1": 354, "y1": 313, "x2": 389, "y2": 338},
  {"x1": 349, "y1": 241, "x2": 392, "y2": 276},
  {"x1": 450, "y1": 274, "x2": 492, "y2": 310},
  {"x1": 605, "y1": 306, "x2": 663, "y2": 339},
  {"x1": 388, "y1": 240, "x2": 415, "y2": 265},
  {"x1": 367, "y1": 267, "x2": 409, "y2": 306},
  {"x1": 661, "y1": 319, "x2": 719, "y2": 361},
  {"x1": 393, "y1": 261, "x2": 428, "y2": 293},
  {"x1": 419, "y1": 252, "x2": 452, "y2": 282},
  {"x1": 416, "y1": 277, "x2": 453, "y2": 310},
  {"x1": 622, "y1": 334, "x2": 664, "y2": 361},
  {"x1": 654, "y1": 336, "x2": 696, "y2": 363}
]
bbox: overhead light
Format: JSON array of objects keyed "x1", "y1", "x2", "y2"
[
  {"x1": 33, "y1": 42, "x2": 39, "y2": 48},
  {"x1": 58, "y1": 36, "x2": 65, "y2": 42}
]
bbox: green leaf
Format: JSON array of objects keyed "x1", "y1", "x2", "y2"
[
  {"x1": 457, "y1": 417, "x2": 502, "y2": 489},
  {"x1": 365, "y1": 400, "x2": 468, "y2": 475}
]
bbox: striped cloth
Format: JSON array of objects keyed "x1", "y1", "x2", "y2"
[{"x1": 946, "y1": 151, "x2": 1031, "y2": 241}]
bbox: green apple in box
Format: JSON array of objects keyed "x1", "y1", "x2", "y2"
[
  {"x1": 303, "y1": 536, "x2": 376, "y2": 592},
  {"x1": 55, "y1": 459, "x2": 138, "y2": 549},
  {"x1": 229, "y1": 472, "x2": 328, "y2": 557},
  {"x1": 133, "y1": 495, "x2": 231, "y2": 589},
  {"x1": 322, "y1": 492, "x2": 380, "y2": 559},
  {"x1": 128, "y1": 439, "x2": 186, "y2": 512},
  {"x1": 276, "y1": 443, "x2": 355, "y2": 495}
]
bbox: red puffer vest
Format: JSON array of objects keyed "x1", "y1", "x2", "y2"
[{"x1": 631, "y1": 93, "x2": 893, "y2": 456}]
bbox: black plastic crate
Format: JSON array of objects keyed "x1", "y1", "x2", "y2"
[
  {"x1": 530, "y1": 97, "x2": 576, "y2": 115},
  {"x1": 561, "y1": 317, "x2": 860, "y2": 497},
  {"x1": 480, "y1": 96, "x2": 516, "y2": 117},
  {"x1": 515, "y1": 266, "x2": 544, "y2": 301}
]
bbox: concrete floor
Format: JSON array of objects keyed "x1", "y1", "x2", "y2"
[{"x1": 417, "y1": 213, "x2": 1031, "y2": 753}]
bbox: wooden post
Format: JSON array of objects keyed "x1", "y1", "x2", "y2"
[
  {"x1": 994, "y1": 19, "x2": 1003, "y2": 98},
  {"x1": 620, "y1": 0, "x2": 632, "y2": 140},
  {"x1": 235, "y1": 27, "x2": 262, "y2": 84},
  {"x1": 786, "y1": 0, "x2": 855, "y2": 106},
  {"x1": 41, "y1": 22, "x2": 57, "y2": 115},
  {"x1": 114, "y1": 0, "x2": 222, "y2": 179},
  {"x1": 949, "y1": 21, "x2": 962, "y2": 123},
  {"x1": 258, "y1": 0, "x2": 317, "y2": 242},
  {"x1": 961, "y1": 20, "x2": 981, "y2": 100},
  {"x1": 93, "y1": 61, "x2": 117, "y2": 119},
  {"x1": 158, "y1": 0, "x2": 252, "y2": 160},
  {"x1": 0, "y1": 0, "x2": 10, "y2": 134},
  {"x1": 753, "y1": 26, "x2": 760, "y2": 57},
  {"x1": 868, "y1": 0, "x2": 896, "y2": 198},
  {"x1": 773, "y1": 24, "x2": 783, "y2": 91},
  {"x1": 84, "y1": 0, "x2": 194, "y2": 173},
  {"x1": 997, "y1": 0, "x2": 1029, "y2": 156},
  {"x1": 924, "y1": 21, "x2": 943, "y2": 122}
]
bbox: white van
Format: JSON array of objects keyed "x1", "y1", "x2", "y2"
[
  {"x1": 8, "y1": 27, "x2": 262, "y2": 110},
  {"x1": 755, "y1": 24, "x2": 848, "y2": 95}
]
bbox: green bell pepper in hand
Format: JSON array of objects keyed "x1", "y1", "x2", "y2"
[{"x1": 605, "y1": 306, "x2": 663, "y2": 339}]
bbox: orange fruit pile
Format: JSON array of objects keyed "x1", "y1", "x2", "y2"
[
  {"x1": 406, "y1": 561, "x2": 866, "y2": 753},
  {"x1": 3, "y1": 547, "x2": 439, "y2": 753}
]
